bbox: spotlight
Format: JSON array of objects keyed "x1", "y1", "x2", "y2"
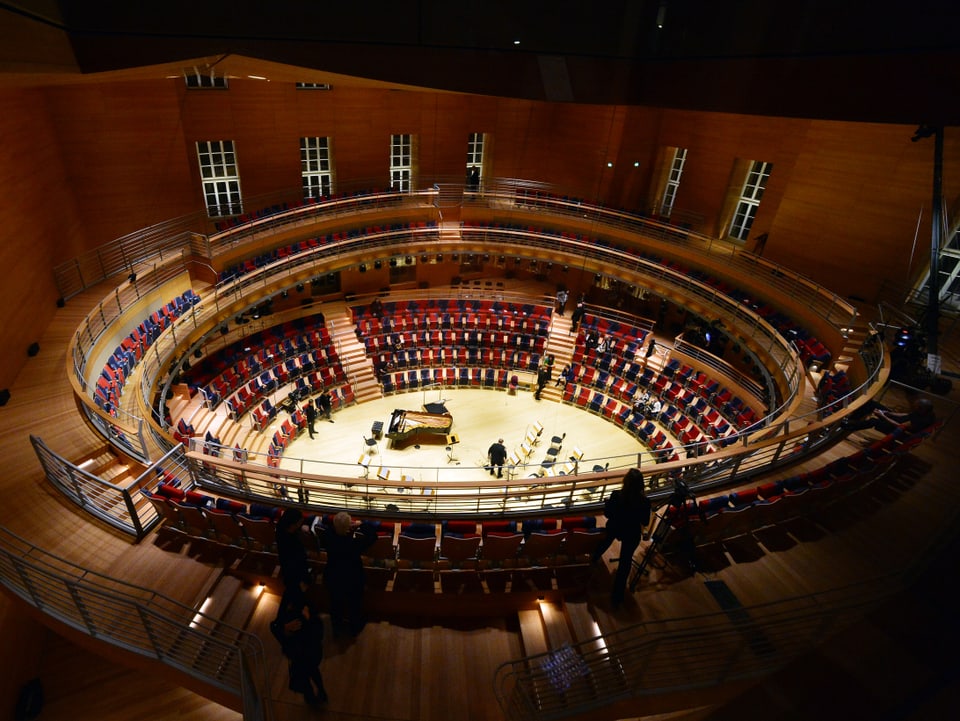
[
  {"x1": 562, "y1": 265, "x2": 569, "y2": 272},
  {"x1": 193, "y1": 349, "x2": 202, "y2": 358},
  {"x1": 451, "y1": 254, "x2": 459, "y2": 261},
  {"x1": 281, "y1": 290, "x2": 288, "y2": 299},
  {"x1": 498, "y1": 256, "x2": 505, "y2": 264},
  {"x1": 296, "y1": 283, "x2": 304, "y2": 292},
  {"x1": 374, "y1": 259, "x2": 382, "y2": 269},
  {"x1": 482, "y1": 254, "x2": 490, "y2": 262},
  {"x1": 128, "y1": 272, "x2": 137, "y2": 283},
  {"x1": 421, "y1": 254, "x2": 428, "y2": 264},
  {"x1": 359, "y1": 263, "x2": 367, "y2": 273},
  {"x1": 405, "y1": 256, "x2": 412, "y2": 265},
  {"x1": 327, "y1": 273, "x2": 335, "y2": 282},
  {"x1": 514, "y1": 257, "x2": 522, "y2": 265},
  {"x1": 389, "y1": 258, "x2": 397, "y2": 267},
  {"x1": 594, "y1": 274, "x2": 602, "y2": 283},
  {"x1": 435, "y1": 253, "x2": 443, "y2": 262}
]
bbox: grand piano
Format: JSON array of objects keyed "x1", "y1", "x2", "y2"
[{"x1": 385, "y1": 408, "x2": 453, "y2": 449}]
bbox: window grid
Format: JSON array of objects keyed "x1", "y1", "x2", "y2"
[
  {"x1": 390, "y1": 134, "x2": 412, "y2": 191},
  {"x1": 466, "y1": 132, "x2": 484, "y2": 189},
  {"x1": 300, "y1": 137, "x2": 333, "y2": 199},
  {"x1": 660, "y1": 147, "x2": 687, "y2": 217},
  {"x1": 196, "y1": 140, "x2": 242, "y2": 217},
  {"x1": 729, "y1": 160, "x2": 772, "y2": 241}
]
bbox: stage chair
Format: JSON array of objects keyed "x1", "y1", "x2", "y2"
[
  {"x1": 397, "y1": 534, "x2": 438, "y2": 567},
  {"x1": 171, "y1": 500, "x2": 214, "y2": 539},
  {"x1": 438, "y1": 534, "x2": 481, "y2": 568},
  {"x1": 362, "y1": 535, "x2": 397, "y2": 567},
  {"x1": 479, "y1": 532, "x2": 523, "y2": 568},
  {"x1": 140, "y1": 490, "x2": 186, "y2": 533},
  {"x1": 206, "y1": 509, "x2": 249, "y2": 549},
  {"x1": 237, "y1": 515, "x2": 277, "y2": 553}
]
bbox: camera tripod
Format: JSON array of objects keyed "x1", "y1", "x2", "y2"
[{"x1": 628, "y1": 479, "x2": 704, "y2": 591}]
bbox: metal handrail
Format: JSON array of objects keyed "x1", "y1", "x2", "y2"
[
  {"x1": 0, "y1": 526, "x2": 271, "y2": 719},
  {"x1": 492, "y1": 572, "x2": 912, "y2": 721},
  {"x1": 60, "y1": 185, "x2": 883, "y2": 521}
]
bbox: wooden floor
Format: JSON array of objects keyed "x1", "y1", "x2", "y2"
[{"x1": 2, "y1": 277, "x2": 960, "y2": 721}]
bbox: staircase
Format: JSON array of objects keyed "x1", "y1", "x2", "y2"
[
  {"x1": 329, "y1": 303, "x2": 381, "y2": 403},
  {"x1": 539, "y1": 313, "x2": 576, "y2": 403},
  {"x1": 834, "y1": 317, "x2": 873, "y2": 370}
]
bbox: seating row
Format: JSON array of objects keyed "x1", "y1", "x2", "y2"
[
  {"x1": 186, "y1": 316, "x2": 332, "y2": 387},
  {"x1": 661, "y1": 425, "x2": 934, "y2": 552},
  {"x1": 461, "y1": 220, "x2": 834, "y2": 368},
  {"x1": 217, "y1": 218, "x2": 435, "y2": 284},
  {"x1": 94, "y1": 290, "x2": 201, "y2": 416}
]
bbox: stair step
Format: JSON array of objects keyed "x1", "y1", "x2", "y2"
[{"x1": 518, "y1": 607, "x2": 549, "y2": 657}]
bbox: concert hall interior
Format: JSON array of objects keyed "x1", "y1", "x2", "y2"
[{"x1": 1, "y1": 3, "x2": 960, "y2": 721}]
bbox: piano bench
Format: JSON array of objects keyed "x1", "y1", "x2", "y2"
[{"x1": 372, "y1": 420, "x2": 384, "y2": 439}]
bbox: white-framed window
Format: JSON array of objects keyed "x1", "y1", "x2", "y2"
[
  {"x1": 301, "y1": 136, "x2": 333, "y2": 199},
  {"x1": 467, "y1": 132, "x2": 485, "y2": 189},
  {"x1": 390, "y1": 134, "x2": 413, "y2": 191},
  {"x1": 660, "y1": 147, "x2": 687, "y2": 217},
  {"x1": 184, "y1": 66, "x2": 228, "y2": 89},
  {"x1": 729, "y1": 160, "x2": 772, "y2": 241},
  {"x1": 196, "y1": 140, "x2": 242, "y2": 217}
]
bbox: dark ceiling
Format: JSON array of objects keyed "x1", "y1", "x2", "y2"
[{"x1": 9, "y1": 0, "x2": 960, "y2": 124}]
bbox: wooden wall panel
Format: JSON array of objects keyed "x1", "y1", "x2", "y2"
[
  {"x1": 44, "y1": 81, "x2": 197, "y2": 249},
  {"x1": 767, "y1": 121, "x2": 957, "y2": 302},
  {"x1": 0, "y1": 87, "x2": 86, "y2": 390},
  {"x1": 10, "y1": 76, "x2": 957, "y2": 352}
]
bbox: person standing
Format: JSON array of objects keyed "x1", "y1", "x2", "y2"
[
  {"x1": 487, "y1": 438, "x2": 508, "y2": 478},
  {"x1": 318, "y1": 390, "x2": 333, "y2": 422},
  {"x1": 304, "y1": 402, "x2": 317, "y2": 438},
  {"x1": 556, "y1": 289, "x2": 569, "y2": 316},
  {"x1": 643, "y1": 338, "x2": 657, "y2": 368},
  {"x1": 321, "y1": 511, "x2": 377, "y2": 636},
  {"x1": 570, "y1": 301, "x2": 586, "y2": 333},
  {"x1": 270, "y1": 587, "x2": 328, "y2": 707},
  {"x1": 592, "y1": 467, "x2": 651, "y2": 609},
  {"x1": 276, "y1": 508, "x2": 313, "y2": 594},
  {"x1": 535, "y1": 363, "x2": 552, "y2": 400}
]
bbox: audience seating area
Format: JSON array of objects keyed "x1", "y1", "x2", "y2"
[
  {"x1": 562, "y1": 314, "x2": 758, "y2": 462},
  {"x1": 462, "y1": 218, "x2": 834, "y2": 368},
  {"x1": 217, "y1": 219, "x2": 436, "y2": 284},
  {"x1": 351, "y1": 298, "x2": 552, "y2": 392},
  {"x1": 658, "y1": 422, "x2": 940, "y2": 558},
  {"x1": 94, "y1": 289, "x2": 201, "y2": 416},
  {"x1": 172, "y1": 314, "x2": 354, "y2": 461},
  {"x1": 142, "y1": 477, "x2": 611, "y2": 595}
]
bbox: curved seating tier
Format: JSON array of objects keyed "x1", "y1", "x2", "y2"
[
  {"x1": 94, "y1": 289, "x2": 200, "y2": 416},
  {"x1": 463, "y1": 219, "x2": 834, "y2": 368}
]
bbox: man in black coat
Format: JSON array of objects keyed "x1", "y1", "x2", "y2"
[
  {"x1": 487, "y1": 438, "x2": 508, "y2": 478},
  {"x1": 321, "y1": 511, "x2": 377, "y2": 636},
  {"x1": 304, "y1": 402, "x2": 317, "y2": 438}
]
